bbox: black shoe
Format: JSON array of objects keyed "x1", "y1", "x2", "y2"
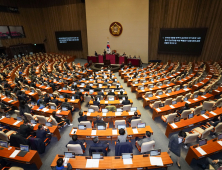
[{"x1": 176, "y1": 162, "x2": 181, "y2": 169}]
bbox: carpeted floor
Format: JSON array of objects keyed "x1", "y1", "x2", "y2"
[{"x1": 4, "y1": 59, "x2": 222, "y2": 170}]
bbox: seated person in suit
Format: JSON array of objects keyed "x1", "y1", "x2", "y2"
[
  {"x1": 97, "y1": 90, "x2": 104, "y2": 97},
  {"x1": 36, "y1": 124, "x2": 51, "y2": 142},
  {"x1": 66, "y1": 134, "x2": 86, "y2": 151},
  {"x1": 52, "y1": 111, "x2": 72, "y2": 126},
  {"x1": 61, "y1": 98, "x2": 73, "y2": 111},
  {"x1": 176, "y1": 103, "x2": 190, "y2": 116},
  {"x1": 19, "y1": 100, "x2": 32, "y2": 117},
  {"x1": 122, "y1": 52, "x2": 126, "y2": 56},
  {"x1": 78, "y1": 111, "x2": 87, "y2": 123},
  {"x1": 52, "y1": 95, "x2": 59, "y2": 106},
  {"x1": 37, "y1": 96, "x2": 44, "y2": 105},
  {"x1": 133, "y1": 55, "x2": 136, "y2": 58},
  {"x1": 19, "y1": 119, "x2": 34, "y2": 138},
  {"x1": 120, "y1": 62, "x2": 125, "y2": 69},
  {"x1": 118, "y1": 91, "x2": 127, "y2": 99},
  {"x1": 52, "y1": 158, "x2": 72, "y2": 170},
  {"x1": 85, "y1": 83, "x2": 92, "y2": 89},
  {"x1": 94, "y1": 116, "x2": 105, "y2": 127},
  {"x1": 208, "y1": 115, "x2": 222, "y2": 127},
  {"x1": 108, "y1": 89, "x2": 115, "y2": 96},
  {"x1": 44, "y1": 93, "x2": 51, "y2": 104},
  {"x1": 74, "y1": 89, "x2": 82, "y2": 99},
  {"x1": 128, "y1": 111, "x2": 140, "y2": 123},
  {"x1": 135, "y1": 131, "x2": 154, "y2": 146},
  {"x1": 122, "y1": 96, "x2": 131, "y2": 105},
  {"x1": 90, "y1": 137, "x2": 109, "y2": 152},
  {"x1": 93, "y1": 97, "x2": 100, "y2": 107},
  {"x1": 118, "y1": 128, "x2": 128, "y2": 143},
  {"x1": 128, "y1": 61, "x2": 132, "y2": 68},
  {"x1": 198, "y1": 157, "x2": 222, "y2": 170}
]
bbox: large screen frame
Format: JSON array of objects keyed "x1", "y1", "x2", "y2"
[
  {"x1": 0, "y1": 25, "x2": 25, "y2": 39},
  {"x1": 158, "y1": 28, "x2": 207, "y2": 55},
  {"x1": 55, "y1": 31, "x2": 83, "y2": 51}
]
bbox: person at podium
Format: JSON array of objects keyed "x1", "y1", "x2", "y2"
[
  {"x1": 95, "y1": 51, "x2": 98, "y2": 56},
  {"x1": 128, "y1": 61, "x2": 132, "y2": 68},
  {"x1": 120, "y1": 62, "x2": 125, "y2": 69},
  {"x1": 103, "y1": 49, "x2": 106, "y2": 56}
]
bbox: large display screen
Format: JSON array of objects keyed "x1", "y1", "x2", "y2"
[
  {"x1": 0, "y1": 26, "x2": 9, "y2": 39},
  {"x1": 158, "y1": 28, "x2": 207, "y2": 55},
  {"x1": 55, "y1": 31, "x2": 83, "y2": 50},
  {"x1": 9, "y1": 26, "x2": 25, "y2": 38}
]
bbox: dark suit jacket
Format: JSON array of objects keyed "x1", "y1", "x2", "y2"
[
  {"x1": 118, "y1": 94, "x2": 126, "y2": 99},
  {"x1": 94, "y1": 119, "x2": 105, "y2": 127},
  {"x1": 128, "y1": 116, "x2": 141, "y2": 123},
  {"x1": 108, "y1": 92, "x2": 115, "y2": 96},
  {"x1": 66, "y1": 140, "x2": 85, "y2": 151},
  {"x1": 168, "y1": 134, "x2": 182, "y2": 157},
  {"x1": 97, "y1": 92, "x2": 104, "y2": 96},
  {"x1": 210, "y1": 120, "x2": 221, "y2": 127},
  {"x1": 78, "y1": 115, "x2": 87, "y2": 123},
  {"x1": 36, "y1": 129, "x2": 50, "y2": 140},
  {"x1": 115, "y1": 142, "x2": 133, "y2": 156},
  {"x1": 93, "y1": 101, "x2": 100, "y2": 106},
  {"x1": 122, "y1": 100, "x2": 131, "y2": 105},
  {"x1": 44, "y1": 96, "x2": 51, "y2": 103},
  {"x1": 61, "y1": 102, "x2": 72, "y2": 111},
  {"x1": 51, "y1": 99, "x2": 59, "y2": 106},
  {"x1": 19, "y1": 124, "x2": 33, "y2": 138}
]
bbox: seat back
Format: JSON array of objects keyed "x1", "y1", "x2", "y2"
[
  {"x1": 203, "y1": 101, "x2": 215, "y2": 111},
  {"x1": 184, "y1": 133, "x2": 199, "y2": 144},
  {"x1": 214, "y1": 122, "x2": 222, "y2": 133},
  {"x1": 84, "y1": 96, "x2": 91, "y2": 103},
  {"x1": 191, "y1": 91, "x2": 199, "y2": 99},
  {"x1": 49, "y1": 102, "x2": 57, "y2": 110},
  {"x1": 184, "y1": 93, "x2": 191, "y2": 100},
  {"x1": 89, "y1": 105, "x2": 99, "y2": 111},
  {"x1": 36, "y1": 89, "x2": 42, "y2": 96},
  {"x1": 166, "y1": 113, "x2": 177, "y2": 123},
  {"x1": 67, "y1": 144, "x2": 83, "y2": 155},
  {"x1": 115, "y1": 120, "x2": 126, "y2": 128},
  {"x1": 152, "y1": 101, "x2": 161, "y2": 108},
  {"x1": 164, "y1": 98, "x2": 172, "y2": 106},
  {"x1": 193, "y1": 106, "x2": 203, "y2": 115},
  {"x1": 36, "y1": 115, "x2": 47, "y2": 124},
  {"x1": 145, "y1": 92, "x2": 152, "y2": 98},
  {"x1": 165, "y1": 87, "x2": 172, "y2": 94},
  {"x1": 122, "y1": 105, "x2": 131, "y2": 111},
  {"x1": 141, "y1": 140, "x2": 155, "y2": 153},
  {"x1": 0, "y1": 131, "x2": 8, "y2": 141},
  {"x1": 215, "y1": 98, "x2": 222, "y2": 108},
  {"x1": 176, "y1": 95, "x2": 183, "y2": 103},
  {"x1": 50, "y1": 116, "x2": 58, "y2": 126},
  {"x1": 201, "y1": 126, "x2": 214, "y2": 139},
  {"x1": 14, "y1": 110, "x2": 20, "y2": 117},
  {"x1": 131, "y1": 119, "x2": 142, "y2": 127},
  {"x1": 181, "y1": 110, "x2": 192, "y2": 119},
  {"x1": 24, "y1": 113, "x2": 34, "y2": 121},
  {"x1": 80, "y1": 121, "x2": 92, "y2": 128}
]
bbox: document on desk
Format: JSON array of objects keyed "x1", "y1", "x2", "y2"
[
  {"x1": 185, "y1": 101, "x2": 191, "y2": 104},
  {"x1": 112, "y1": 129, "x2": 118, "y2": 135},
  {"x1": 87, "y1": 113, "x2": 91, "y2": 116},
  {"x1": 170, "y1": 123, "x2": 178, "y2": 128},
  {"x1": 102, "y1": 113, "x2": 106, "y2": 116},
  {"x1": 63, "y1": 158, "x2": 69, "y2": 167},
  {"x1": 128, "y1": 112, "x2": 134, "y2": 115},
  {"x1": 210, "y1": 111, "x2": 217, "y2": 116},
  {"x1": 115, "y1": 112, "x2": 122, "y2": 116},
  {"x1": 150, "y1": 157, "x2": 163, "y2": 166},
  {"x1": 29, "y1": 92, "x2": 34, "y2": 95},
  {"x1": 193, "y1": 98, "x2": 198, "y2": 101},
  {"x1": 184, "y1": 88, "x2": 189, "y2": 91},
  {"x1": 145, "y1": 98, "x2": 149, "y2": 100},
  {"x1": 0, "y1": 116, "x2": 5, "y2": 120},
  {"x1": 56, "y1": 110, "x2": 61, "y2": 114},
  {"x1": 170, "y1": 105, "x2": 175, "y2": 109},
  {"x1": 156, "y1": 108, "x2": 161, "y2": 112},
  {"x1": 42, "y1": 108, "x2": 49, "y2": 112},
  {"x1": 156, "y1": 96, "x2": 160, "y2": 98},
  {"x1": 13, "y1": 121, "x2": 21, "y2": 125},
  {"x1": 105, "y1": 101, "x2": 108, "y2": 104},
  {"x1": 71, "y1": 129, "x2": 77, "y2": 134},
  {"x1": 9, "y1": 150, "x2": 20, "y2": 158},
  {"x1": 201, "y1": 96, "x2": 207, "y2": 98},
  {"x1": 215, "y1": 90, "x2": 220, "y2": 92},
  {"x1": 217, "y1": 141, "x2": 222, "y2": 146},
  {"x1": 132, "y1": 128, "x2": 138, "y2": 134},
  {"x1": 201, "y1": 114, "x2": 209, "y2": 119},
  {"x1": 91, "y1": 130, "x2": 97, "y2": 135},
  {"x1": 86, "y1": 159, "x2": 99, "y2": 168},
  {"x1": 123, "y1": 158, "x2": 133, "y2": 165},
  {"x1": 196, "y1": 147, "x2": 207, "y2": 155},
  {"x1": 166, "y1": 94, "x2": 170, "y2": 96}
]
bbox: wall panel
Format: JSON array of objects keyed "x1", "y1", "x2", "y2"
[{"x1": 149, "y1": 0, "x2": 222, "y2": 63}]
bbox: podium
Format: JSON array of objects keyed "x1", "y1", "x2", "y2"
[{"x1": 104, "y1": 60, "x2": 111, "y2": 66}]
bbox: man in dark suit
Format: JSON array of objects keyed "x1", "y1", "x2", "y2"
[
  {"x1": 93, "y1": 116, "x2": 105, "y2": 127},
  {"x1": 74, "y1": 89, "x2": 82, "y2": 99},
  {"x1": 36, "y1": 124, "x2": 50, "y2": 142},
  {"x1": 51, "y1": 95, "x2": 59, "y2": 106},
  {"x1": 30, "y1": 80, "x2": 36, "y2": 88},
  {"x1": 19, "y1": 119, "x2": 33, "y2": 138},
  {"x1": 128, "y1": 61, "x2": 132, "y2": 68},
  {"x1": 136, "y1": 131, "x2": 154, "y2": 146},
  {"x1": 198, "y1": 158, "x2": 222, "y2": 170},
  {"x1": 128, "y1": 111, "x2": 140, "y2": 123},
  {"x1": 93, "y1": 97, "x2": 100, "y2": 107},
  {"x1": 50, "y1": 82, "x2": 56, "y2": 91},
  {"x1": 118, "y1": 91, "x2": 126, "y2": 99},
  {"x1": 122, "y1": 96, "x2": 131, "y2": 105},
  {"x1": 78, "y1": 111, "x2": 87, "y2": 123},
  {"x1": 208, "y1": 115, "x2": 222, "y2": 127},
  {"x1": 120, "y1": 62, "x2": 125, "y2": 69},
  {"x1": 44, "y1": 94, "x2": 51, "y2": 104},
  {"x1": 176, "y1": 103, "x2": 190, "y2": 116},
  {"x1": 90, "y1": 137, "x2": 109, "y2": 151},
  {"x1": 108, "y1": 89, "x2": 115, "y2": 96},
  {"x1": 66, "y1": 134, "x2": 86, "y2": 151},
  {"x1": 61, "y1": 98, "x2": 72, "y2": 111}
]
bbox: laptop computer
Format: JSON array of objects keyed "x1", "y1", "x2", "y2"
[
  {"x1": 122, "y1": 153, "x2": 133, "y2": 159},
  {"x1": 97, "y1": 125, "x2": 106, "y2": 130},
  {"x1": 18, "y1": 144, "x2": 29, "y2": 157},
  {"x1": 172, "y1": 100, "x2": 177, "y2": 105},
  {"x1": 137, "y1": 123, "x2": 146, "y2": 128},
  {"x1": 201, "y1": 110, "x2": 206, "y2": 115},
  {"x1": 199, "y1": 139, "x2": 207, "y2": 146},
  {"x1": 64, "y1": 152, "x2": 75, "y2": 158},
  {"x1": 51, "y1": 106, "x2": 56, "y2": 110},
  {"x1": 45, "y1": 122, "x2": 52, "y2": 127},
  {"x1": 78, "y1": 125, "x2": 86, "y2": 130},
  {"x1": 59, "y1": 95, "x2": 64, "y2": 99},
  {"x1": 188, "y1": 113, "x2": 194, "y2": 119},
  {"x1": 17, "y1": 116, "x2": 22, "y2": 121},
  {"x1": 62, "y1": 107, "x2": 68, "y2": 111},
  {"x1": 150, "y1": 149, "x2": 161, "y2": 156},
  {"x1": 89, "y1": 89, "x2": 94, "y2": 94},
  {"x1": 88, "y1": 109, "x2": 94, "y2": 113},
  {"x1": 0, "y1": 140, "x2": 8, "y2": 148},
  {"x1": 109, "y1": 97, "x2": 114, "y2": 101},
  {"x1": 92, "y1": 152, "x2": 103, "y2": 159},
  {"x1": 117, "y1": 124, "x2": 126, "y2": 130},
  {"x1": 130, "y1": 107, "x2": 137, "y2": 112},
  {"x1": 184, "y1": 97, "x2": 188, "y2": 101},
  {"x1": 31, "y1": 120, "x2": 36, "y2": 124},
  {"x1": 148, "y1": 94, "x2": 153, "y2": 97}
]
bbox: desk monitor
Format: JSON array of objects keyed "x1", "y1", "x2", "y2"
[
  {"x1": 176, "y1": 87, "x2": 180, "y2": 91},
  {"x1": 31, "y1": 120, "x2": 36, "y2": 124},
  {"x1": 167, "y1": 90, "x2": 172, "y2": 93},
  {"x1": 92, "y1": 152, "x2": 104, "y2": 159},
  {"x1": 89, "y1": 89, "x2": 94, "y2": 93},
  {"x1": 115, "y1": 79, "x2": 117, "y2": 81},
  {"x1": 80, "y1": 89, "x2": 84, "y2": 92},
  {"x1": 112, "y1": 89, "x2": 114, "y2": 92},
  {"x1": 82, "y1": 78, "x2": 85, "y2": 80},
  {"x1": 32, "y1": 90, "x2": 35, "y2": 93},
  {"x1": 17, "y1": 116, "x2": 22, "y2": 121},
  {"x1": 117, "y1": 124, "x2": 126, "y2": 130},
  {"x1": 127, "y1": 74, "x2": 129, "y2": 76},
  {"x1": 203, "y1": 92, "x2": 206, "y2": 95},
  {"x1": 150, "y1": 79, "x2": 154, "y2": 82},
  {"x1": 184, "y1": 85, "x2": 188, "y2": 89},
  {"x1": 97, "y1": 125, "x2": 106, "y2": 130},
  {"x1": 63, "y1": 87, "x2": 67, "y2": 90},
  {"x1": 89, "y1": 83, "x2": 93, "y2": 86},
  {"x1": 6, "y1": 113, "x2": 10, "y2": 118},
  {"x1": 199, "y1": 139, "x2": 207, "y2": 146},
  {"x1": 158, "y1": 92, "x2": 163, "y2": 95},
  {"x1": 120, "y1": 89, "x2": 124, "y2": 92},
  {"x1": 73, "y1": 82, "x2": 77, "y2": 85},
  {"x1": 62, "y1": 107, "x2": 68, "y2": 111},
  {"x1": 150, "y1": 85, "x2": 154, "y2": 88},
  {"x1": 0, "y1": 140, "x2": 8, "y2": 148},
  {"x1": 46, "y1": 122, "x2": 52, "y2": 127},
  {"x1": 49, "y1": 94, "x2": 53, "y2": 97},
  {"x1": 134, "y1": 81, "x2": 138, "y2": 84},
  {"x1": 122, "y1": 153, "x2": 133, "y2": 159},
  {"x1": 130, "y1": 107, "x2": 137, "y2": 112},
  {"x1": 51, "y1": 106, "x2": 56, "y2": 110},
  {"x1": 97, "y1": 98, "x2": 100, "y2": 102},
  {"x1": 78, "y1": 125, "x2": 86, "y2": 130},
  {"x1": 172, "y1": 100, "x2": 177, "y2": 105},
  {"x1": 59, "y1": 95, "x2": 64, "y2": 99},
  {"x1": 148, "y1": 94, "x2": 153, "y2": 97},
  {"x1": 194, "y1": 94, "x2": 198, "y2": 98},
  {"x1": 184, "y1": 97, "x2": 188, "y2": 101},
  {"x1": 122, "y1": 97, "x2": 125, "y2": 101},
  {"x1": 88, "y1": 109, "x2": 94, "y2": 113},
  {"x1": 117, "y1": 108, "x2": 122, "y2": 112},
  {"x1": 201, "y1": 110, "x2": 206, "y2": 115},
  {"x1": 159, "y1": 103, "x2": 164, "y2": 107},
  {"x1": 188, "y1": 113, "x2": 194, "y2": 119},
  {"x1": 218, "y1": 133, "x2": 222, "y2": 140},
  {"x1": 140, "y1": 87, "x2": 144, "y2": 90},
  {"x1": 150, "y1": 149, "x2": 161, "y2": 156},
  {"x1": 64, "y1": 152, "x2": 75, "y2": 158},
  {"x1": 102, "y1": 109, "x2": 108, "y2": 113},
  {"x1": 71, "y1": 88, "x2": 75, "y2": 91},
  {"x1": 98, "y1": 84, "x2": 102, "y2": 88},
  {"x1": 109, "y1": 97, "x2": 114, "y2": 101},
  {"x1": 31, "y1": 102, "x2": 36, "y2": 106},
  {"x1": 71, "y1": 96, "x2": 75, "y2": 100},
  {"x1": 167, "y1": 81, "x2": 171, "y2": 84},
  {"x1": 174, "y1": 117, "x2": 180, "y2": 122},
  {"x1": 137, "y1": 123, "x2": 146, "y2": 128},
  {"x1": 81, "y1": 83, "x2": 85, "y2": 86},
  {"x1": 20, "y1": 144, "x2": 29, "y2": 152}
]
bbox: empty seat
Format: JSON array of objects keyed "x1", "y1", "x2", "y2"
[
  {"x1": 150, "y1": 101, "x2": 161, "y2": 109},
  {"x1": 183, "y1": 132, "x2": 199, "y2": 149},
  {"x1": 67, "y1": 144, "x2": 84, "y2": 155},
  {"x1": 79, "y1": 121, "x2": 92, "y2": 128},
  {"x1": 181, "y1": 110, "x2": 192, "y2": 119},
  {"x1": 122, "y1": 105, "x2": 131, "y2": 111},
  {"x1": 192, "y1": 126, "x2": 214, "y2": 139},
  {"x1": 114, "y1": 120, "x2": 126, "y2": 128},
  {"x1": 89, "y1": 105, "x2": 99, "y2": 111},
  {"x1": 193, "y1": 106, "x2": 203, "y2": 115},
  {"x1": 202, "y1": 101, "x2": 216, "y2": 111},
  {"x1": 131, "y1": 119, "x2": 142, "y2": 127},
  {"x1": 164, "y1": 98, "x2": 172, "y2": 106},
  {"x1": 161, "y1": 113, "x2": 177, "y2": 123}
]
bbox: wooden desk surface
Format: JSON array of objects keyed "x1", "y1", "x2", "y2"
[
  {"x1": 36, "y1": 84, "x2": 53, "y2": 93},
  {"x1": 89, "y1": 99, "x2": 133, "y2": 105},
  {"x1": 0, "y1": 95, "x2": 20, "y2": 108},
  {"x1": 0, "y1": 146, "x2": 42, "y2": 169},
  {"x1": 165, "y1": 107, "x2": 222, "y2": 137},
  {"x1": 51, "y1": 153, "x2": 173, "y2": 169},
  {"x1": 185, "y1": 138, "x2": 222, "y2": 165},
  {"x1": 192, "y1": 74, "x2": 212, "y2": 92}
]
